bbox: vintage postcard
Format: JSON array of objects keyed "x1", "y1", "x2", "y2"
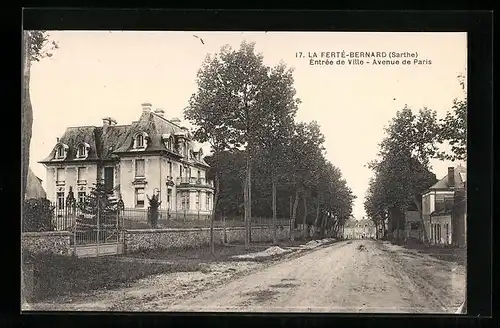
[{"x1": 21, "y1": 30, "x2": 467, "y2": 313}]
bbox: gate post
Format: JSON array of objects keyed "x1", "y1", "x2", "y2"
[{"x1": 73, "y1": 222, "x2": 77, "y2": 255}]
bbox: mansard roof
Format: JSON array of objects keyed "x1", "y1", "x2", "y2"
[{"x1": 40, "y1": 110, "x2": 209, "y2": 167}]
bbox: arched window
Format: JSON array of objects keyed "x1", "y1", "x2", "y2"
[
  {"x1": 77, "y1": 142, "x2": 90, "y2": 159},
  {"x1": 134, "y1": 132, "x2": 149, "y2": 149},
  {"x1": 170, "y1": 136, "x2": 175, "y2": 150},
  {"x1": 56, "y1": 145, "x2": 65, "y2": 158},
  {"x1": 136, "y1": 134, "x2": 144, "y2": 148},
  {"x1": 78, "y1": 144, "x2": 86, "y2": 156},
  {"x1": 55, "y1": 143, "x2": 68, "y2": 160},
  {"x1": 161, "y1": 134, "x2": 174, "y2": 150}
]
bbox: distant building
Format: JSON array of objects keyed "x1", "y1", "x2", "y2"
[
  {"x1": 343, "y1": 218, "x2": 376, "y2": 239},
  {"x1": 421, "y1": 165, "x2": 466, "y2": 246},
  {"x1": 404, "y1": 210, "x2": 422, "y2": 242},
  {"x1": 25, "y1": 167, "x2": 47, "y2": 200}
]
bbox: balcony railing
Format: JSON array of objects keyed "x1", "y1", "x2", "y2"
[{"x1": 176, "y1": 176, "x2": 214, "y2": 187}]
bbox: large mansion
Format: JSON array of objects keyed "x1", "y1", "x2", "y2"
[{"x1": 40, "y1": 103, "x2": 214, "y2": 216}]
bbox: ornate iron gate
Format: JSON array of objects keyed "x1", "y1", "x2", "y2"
[{"x1": 65, "y1": 190, "x2": 125, "y2": 258}]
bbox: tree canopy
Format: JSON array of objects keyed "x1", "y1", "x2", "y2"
[
  {"x1": 365, "y1": 72, "x2": 467, "y2": 241},
  {"x1": 436, "y1": 72, "x2": 467, "y2": 161},
  {"x1": 365, "y1": 105, "x2": 438, "y2": 242},
  {"x1": 186, "y1": 41, "x2": 355, "y2": 242}
]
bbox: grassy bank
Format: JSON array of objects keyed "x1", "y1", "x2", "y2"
[
  {"x1": 22, "y1": 250, "x2": 200, "y2": 302},
  {"x1": 21, "y1": 238, "x2": 326, "y2": 303}
]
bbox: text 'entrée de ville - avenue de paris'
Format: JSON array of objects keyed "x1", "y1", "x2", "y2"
[{"x1": 295, "y1": 51, "x2": 432, "y2": 66}]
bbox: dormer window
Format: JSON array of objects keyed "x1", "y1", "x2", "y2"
[
  {"x1": 137, "y1": 134, "x2": 144, "y2": 148},
  {"x1": 133, "y1": 132, "x2": 149, "y2": 150},
  {"x1": 56, "y1": 146, "x2": 64, "y2": 158},
  {"x1": 76, "y1": 142, "x2": 90, "y2": 159},
  {"x1": 54, "y1": 143, "x2": 69, "y2": 160},
  {"x1": 161, "y1": 134, "x2": 175, "y2": 151}
]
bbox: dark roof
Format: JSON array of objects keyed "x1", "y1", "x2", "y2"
[
  {"x1": 113, "y1": 111, "x2": 182, "y2": 153},
  {"x1": 430, "y1": 209, "x2": 452, "y2": 216},
  {"x1": 41, "y1": 126, "x2": 99, "y2": 162},
  {"x1": 96, "y1": 125, "x2": 129, "y2": 160},
  {"x1": 40, "y1": 111, "x2": 209, "y2": 167},
  {"x1": 428, "y1": 165, "x2": 467, "y2": 190}
]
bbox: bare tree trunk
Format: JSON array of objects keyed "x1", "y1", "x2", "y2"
[
  {"x1": 244, "y1": 161, "x2": 250, "y2": 250},
  {"x1": 396, "y1": 210, "x2": 401, "y2": 244},
  {"x1": 272, "y1": 176, "x2": 277, "y2": 245},
  {"x1": 313, "y1": 200, "x2": 320, "y2": 237},
  {"x1": 302, "y1": 193, "x2": 308, "y2": 239},
  {"x1": 288, "y1": 196, "x2": 292, "y2": 240},
  {"x1": 210, "y1": 165, "x2": 220, "y2": 256},
  {"x1": 22, "y1": 31, "x2": 33, "y2": 201},
  {"x1": 291, "y1": 189, "x2": 300, "y2": 241},
  {"x1": 248, "y1": 163, "x2": 252, "y2": 244},
  {"x1": 321, "y1": 213, "x2": 327, "y2": 237}
]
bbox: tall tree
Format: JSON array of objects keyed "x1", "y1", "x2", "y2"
[
  {"x1": 364, "y1": 177, "x2": 389, "y2": 239},
  {"x1": 257, "y1": 62, "x2": 300, "y2": 244},
  {"x1": 206, "y1": 41, "x2": 270, "y2": 249},
  {"x1": 185, "y1": 51, "x2": 239, "y2": 255},
  {"x1": 22, "y1": 31, "x2": 58, "y2": 200},
  {"x1": 367, "y1": 106, "x2": 439, "y2": 244},
  {"x1": 284, "y1": 121, "x2": 326, "y2": 239},
  {"x1": 299, "y1": 122, "x2": 327, "y2": 239}
]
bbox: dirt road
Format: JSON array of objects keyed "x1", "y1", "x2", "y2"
[{"x1": 167, "y1": 240, "x2": 465, "y2": 313}]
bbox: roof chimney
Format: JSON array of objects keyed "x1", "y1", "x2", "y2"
[
  {"x1": 171, "y1": 117, "x2": 181, "y2": 123},
  {"x1": 141, "y1": 102, "x2": 152, "y2": 113},
  {"x1": 154, "y1": 108, "x2": 165, "y2": 117},
  {"x1": 102, "y1": 117, "x2": 110, "y2": 127},
  {"x1": 448, "y1": 167, "x2": 455, "y2": 188},
  {"x1": 109, "y1": 117, "x2": 117, "y2": 126}
]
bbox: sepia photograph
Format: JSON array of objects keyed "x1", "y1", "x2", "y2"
[{"x1": 21, "y1": 30, "x2": 467, "y2": 313}]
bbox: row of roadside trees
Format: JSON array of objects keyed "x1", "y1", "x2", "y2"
[
  {"x1": 364, "y1": 73, "x2": 467, "y2": 244},
  {"x1": 185, "y1": 41, "x2": 355, "y2": 253}
]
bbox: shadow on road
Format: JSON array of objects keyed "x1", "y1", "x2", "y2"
[{"x1": 244, "y1": 289, "x2": 280, "y2": 302}]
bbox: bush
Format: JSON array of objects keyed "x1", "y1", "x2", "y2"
[
  {"x1": 22, "y1": 198, "x2": 55, "y2": 232},
  {"x1": 147, "y1": 193, "x2": 161, "y2": 228}
]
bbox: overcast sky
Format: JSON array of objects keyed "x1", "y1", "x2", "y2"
[{"x1": 29, "y1": 31, "x2": 467, "y2": 219}]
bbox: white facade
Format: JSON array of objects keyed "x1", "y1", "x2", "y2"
[{"x1": 41, "y1": 104, "x2": 214, "y2": 216}]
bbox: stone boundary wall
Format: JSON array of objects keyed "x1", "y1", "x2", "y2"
[
  {"x1": 124, "y1": 226, "x2": 291, "y2": 253},
  {"x1": 21, "y1": 226, "x2": 291, "y2": 256},
  {"x1": 21, "y1": 231, "x2": 74, "y2": 256}
]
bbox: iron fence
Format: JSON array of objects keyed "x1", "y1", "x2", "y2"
[
  {"x1": 47, "y1": 203, "x2": 289, "y2": 231},
  {"x1": 49, "y1": 202, "x2": 123, "y2": 245},
  {"x1": 120, "y1": 208, "x2": 289, "y2": 229}
]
